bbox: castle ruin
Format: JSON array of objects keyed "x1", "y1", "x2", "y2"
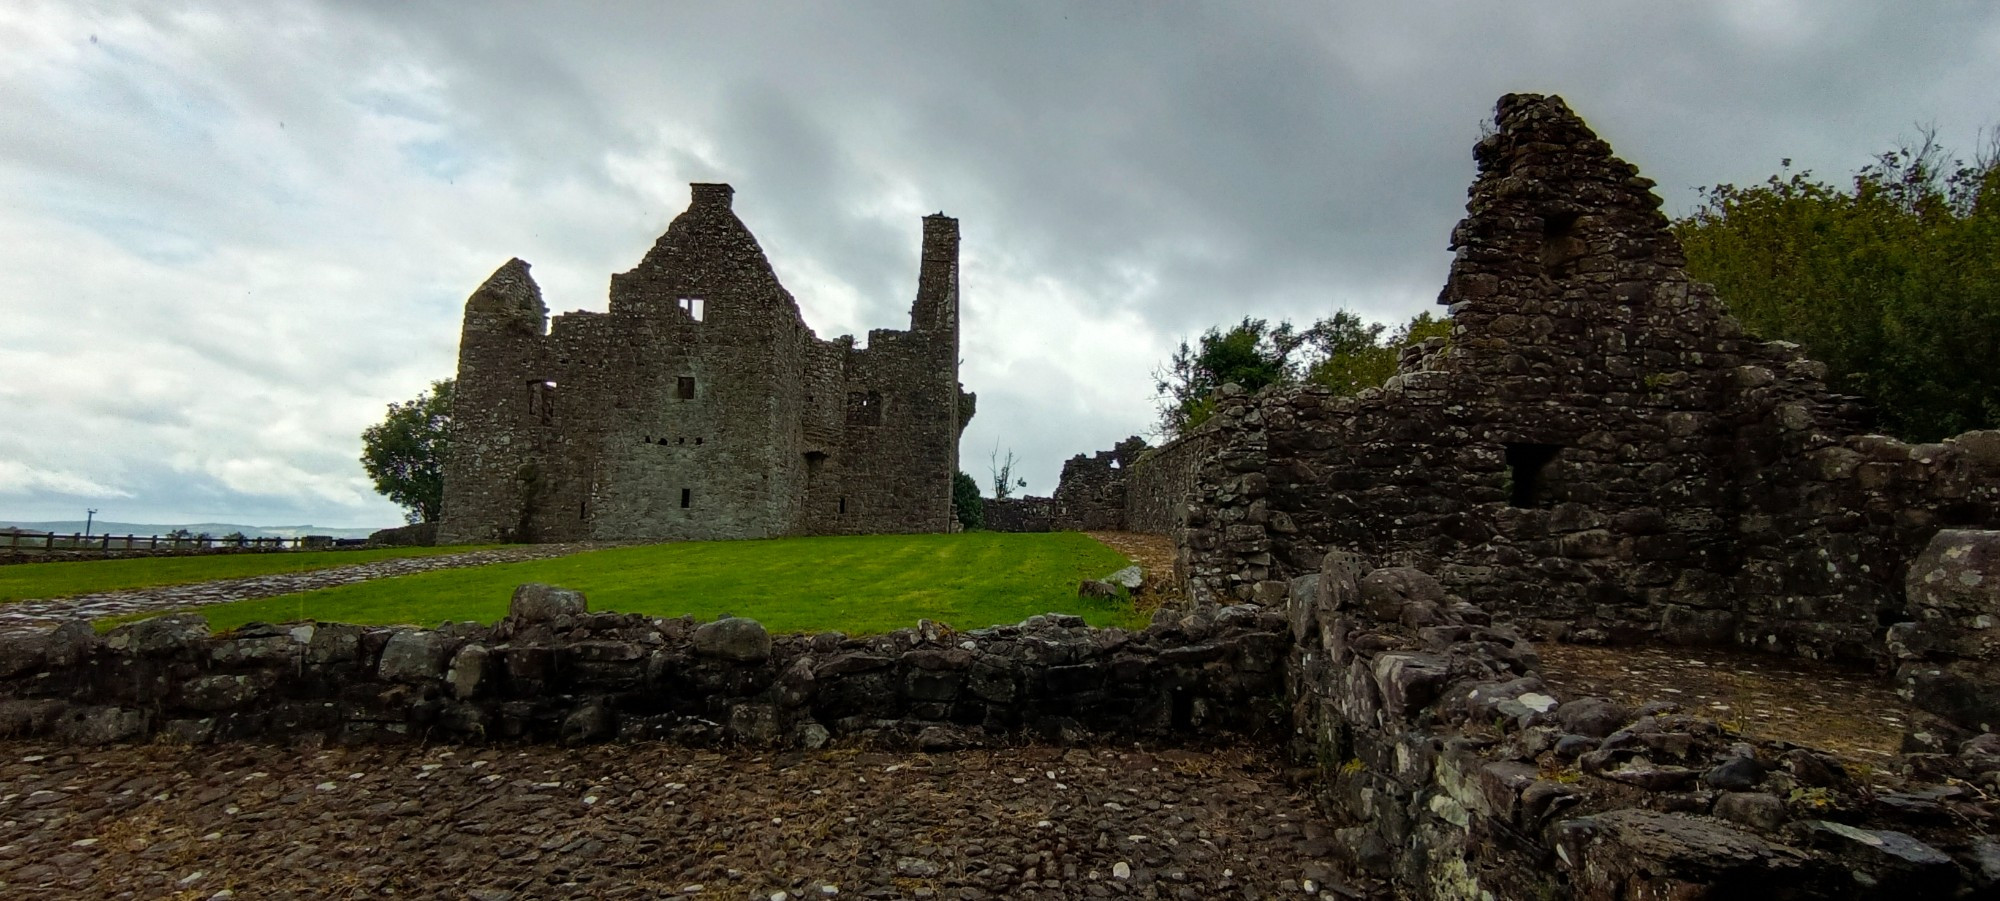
[{"x1": 437, "y1": 183, "x2": 970, "y2": 544}]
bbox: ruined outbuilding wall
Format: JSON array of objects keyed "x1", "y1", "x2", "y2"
[
  {"x1": 1124, "y1": 431, "x2": 1216, "y2": 535},
  {"x1": 981, "y1": 496, "x2": 1053, "y2": 533},
  {"x1": 438, "y1": 185, "x2": 965, "y2": 544},
  {"x1": 1286, "y1": 551, "x2": 2000, "y2": 900},
  {"x1": 1180, "y1": 95, "x2": 2000, "y2": 663},
  {"x1": 1050, "y1": 436, "x2": 1147, "y2": 531}
]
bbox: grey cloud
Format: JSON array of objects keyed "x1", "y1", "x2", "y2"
[{"x1": 2, "y1": 1, "x2": 1996, "y2": 516}]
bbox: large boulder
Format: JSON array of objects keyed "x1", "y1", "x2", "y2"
[
  {"x1": 377, "y1": 630, "x2": 452, "y2": 682},
  {"x1": 693, "y1": 617, "x2": 772, "y2": 663},
  {"x1": 1907, "y1": 530, "x2": 2000, "y2": 628},
  {"x1": 509, "y1": 583, "x2": 589, "y2": 623},
  {"x1": 1357, "y1": 567, "x2": 1446, "y2": 624}
]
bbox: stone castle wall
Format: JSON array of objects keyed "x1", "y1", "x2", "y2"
[
  {"x1": 1176, "y1": 95, "x2": 2000, "y2": 663},
  {"x1": 438, "y1": 184, "x2": 966, "y2": 544}
]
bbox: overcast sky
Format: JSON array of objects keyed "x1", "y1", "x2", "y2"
[{"x1": 2, "y1": 1, "x2": 1996, "y2": 528}]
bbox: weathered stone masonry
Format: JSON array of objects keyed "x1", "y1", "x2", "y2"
[
  {"x1": 439, "y1": 184, "x2": 972, "y2": 544},
  {"x1": 0, "y1": 585, "x2": 1287, "y2": 750},
  {"x1": 1176, "y1": 94, "x2": 2000, "y2": 664}
]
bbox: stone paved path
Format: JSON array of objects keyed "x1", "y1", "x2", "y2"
[
  {"x1": 0, "y1": 740, "x2": 1355, "y2": 900},
  {"x1": 0, "y1": 544, "x2": 607, "y2": 637}
]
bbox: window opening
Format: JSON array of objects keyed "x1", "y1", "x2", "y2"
[
  {"x1": 677, "y1": 437, "x2": 685, "y2": 445},
  {"x1": 845, "y1": 390, "x2": 883, "y2": 426},
  {"x1": 677, "y1": 376, "x2": 695, "y2": 400},
  {"x1": 838, "y1": 497, "x2": 847, "y2": 515},
  {"x1": 677, "y1": 297, "x2": 705, "y2": 321},
  {"x1": 1540, "y1": 211, "x2": 1585, "y2": 279},
  {"x1": 527, "y1": 380, "x2": 555, "y2": 423},
  {"x1": 695, "y1": 437, "x2": 703, "y2": 445},
  {"x1": 1505, "y1": 443, "x2": 1562, "y2": 508},
  {"x1": 805, "y1": 451, "x2": 827, "y2": 476},
  {"x1": 680, "y1": 488, "x2": 692, "y2": 509}
]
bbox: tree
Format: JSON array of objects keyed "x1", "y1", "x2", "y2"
[
  {"x1": 989, "y1": 447, "x2": 1027, "y2": 500},
  {"x1": 1154, "y1": 317, "x2": 1307, "y2": 434},
  {"x1": 1305, "y1": 311, "x2": 1453, "y2": 395},
  {"x1": 952, "y1": 471, "x2": 984, "y2": 530},
  {"x1": 1673, "y1": 134, "x2": 2000, "y2": 441},
  {"x1": 361, "y1": 379, "x2": 454, "y2": 524},
  {"x1": 1154, "y1": 311, "x2": 1454, "y2": 435}
]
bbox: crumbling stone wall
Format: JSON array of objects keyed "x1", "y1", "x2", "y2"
[
  {"x1": 438, "y1": 184, "x2": 967, "y2": 544},
  {"x1": 1288, "y1": 551, "x2": 2000, "y2": 899},
  {"x1": 0, "y1": 586, "x2": 1284, "y2": 749},
  {"x1": 981, "y1": 496, "x2": 1053, "y2": 533},
  {"x1": 1124, "y1": 431, "x2": 1215, "y2": 535},
  {"x1": 1050, "y1": 436, "x2": 1147, "y2": 531},
  {"x1": 1179, "y1": 95, "x2": 2000, "y2": 663}
]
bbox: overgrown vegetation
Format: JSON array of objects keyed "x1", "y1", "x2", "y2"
[
  {"x1": 0, "y1": 545, "x2": 496, "y2": 604},
  {"x1": 1674, "y1": 133, "x2": 2000, "y2": 441},
  {"x1": 360, "y1": 378, "x2": 454, "y2": 524},
  {"x1": 952, "y1": 471, "x2": 984, "y2": 530},
  {"x1": 154, "y1": 532, "x2": 1142, "y2": 635},
  {"x1": 1154, "y1": 311, "x2": 1452, "y2": 435}
]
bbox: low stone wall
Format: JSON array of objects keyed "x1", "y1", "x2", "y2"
[
  {"x1": 0, "y1": 585, "x2": 1286, "y2": 750},
  {"x1": 981, "y1": 496, "x2": 1053, "y2": 533},
  {"x1": 1288, "y1": 550, "x2": 2000, "y2": 899}
]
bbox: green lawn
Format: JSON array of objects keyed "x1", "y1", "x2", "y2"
[
  {"x1": 174, "y1": 532, "x2": 1142, "y2": 635},
  {"x1": 0, "y1": 545, "x2": 501, "y2": 604}
]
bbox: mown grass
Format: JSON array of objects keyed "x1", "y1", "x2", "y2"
[
  {"x1": 176, "y1": 532, "x2": 1142, "y2": 635},
  {"x1": 0, "y1": 545, "x2": 503, "y2": 604}
]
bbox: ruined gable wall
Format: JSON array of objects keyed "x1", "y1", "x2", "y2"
[
  {"x1": 580, "y1": 183, "x2": 802, "y2": 541},
  {"x1": 1181, "y1": 94, "x2": 2000, "y2": 663},
  {"x1": 437, "y1": 260, "x2": 555, "y2": 544},
  {"x1": 1050, "y1": 436, "x2": 1146, "y2": 531}
]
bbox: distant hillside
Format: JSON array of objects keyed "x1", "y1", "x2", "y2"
[{"x1": 0, "y1": 521, "x2": 383, "y2": 540}]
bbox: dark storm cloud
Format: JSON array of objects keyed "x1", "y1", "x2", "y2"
[{"x1": 1, "y1": 0, "x2": 1996, "y2": 520}]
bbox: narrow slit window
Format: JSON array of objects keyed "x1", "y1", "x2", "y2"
[
  {"x1": 838, "y1": 497, "x2": 847, "y2": 515},
  {"x1": 677, "y1": 297, "x2": 705, "y2": 321},
  {"x1": 677, "y1": 376, "x2": 695, "y2": 400},
  {"x1": 527, "y1": 380, "x2": 555, "y2": 423},
  {"x1": 1504, "y1": 443, "x2": 1562, "y2": 508},
  {"x1": 680, "y1": 488, "x2": 692, "y2": 509}
]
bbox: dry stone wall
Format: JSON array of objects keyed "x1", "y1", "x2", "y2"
[
  {"x1": 1287, "y1": 551, "x2": 2000, "y2": 899},
  {"x1": 439, "y1": 185, "x2": 966, "y2": 545},
  {"x1": 981, "y1": 496, "x2": 1053, "y2": 533},
  {"x1": 1124, "y1": 431, "x2": 1215, "y2": 536},
  {"x1": 0, "y1": 585, "x2": 1286, "y2": 751}
]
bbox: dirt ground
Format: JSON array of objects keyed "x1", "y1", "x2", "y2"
[
  {"x1": 1536, "y1": 642, "x2": 1918, "y2": 774},
  {"x1": 0, "y1": 740, "x2": 1356, "y2": 900},
  {"x1": 1083, "y1": 533, "x2": 1183, "y2": 614}
]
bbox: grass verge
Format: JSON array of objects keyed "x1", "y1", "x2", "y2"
[
  {"x1": 172, "y1": 532, "x2": 1141, "y2": 635},
  {"x1": 1, "y1": 545, "x2": 503, "y2": 604}
]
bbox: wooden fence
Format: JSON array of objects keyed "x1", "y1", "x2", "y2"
[{"x1": 0, "y1": 532, "x2": 368, "y2": 555}]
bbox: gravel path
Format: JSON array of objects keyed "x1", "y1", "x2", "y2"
[
  {"x1": 0, "y1": 740, "x2": 1354, "y2": 900},
  {"x1": 0, "y1": 545, "x2": 607, "y2": 637}
]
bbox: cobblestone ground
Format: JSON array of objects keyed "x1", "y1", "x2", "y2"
[
  {"x1": 0, "y1": 741, "x2": 1355, "y2": 900},
  {"x1": 0, "y1": 545, "x2": 607, "y2": 637}
]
